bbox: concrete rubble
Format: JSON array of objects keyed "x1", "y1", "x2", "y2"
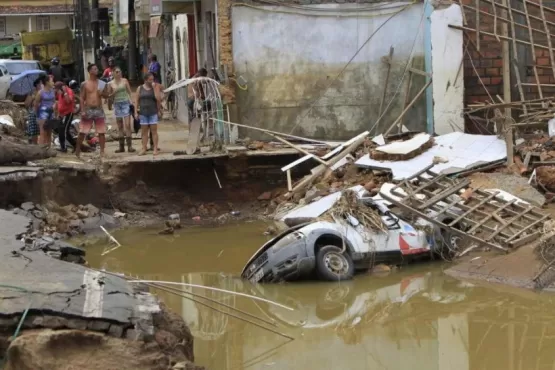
[{"x1": 256, "y1": 126, "x2": 555, "y2": 291}]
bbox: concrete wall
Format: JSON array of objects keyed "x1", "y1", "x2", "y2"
[
  {"x1": 231, "y1": 3, "x2": 428, "y2": 140},
  {"x1": 0, "y1": 15, "x2": 72, "y2": 36},
  {"x1": 172, "y1": 14, "x2": 189, "y2": 81},
  {"x1": 431, "y1": 4, "x2": 464, "y2": 135},
  {"x1": 172, "y1": 14, "x2": 191, "y2": 123}
]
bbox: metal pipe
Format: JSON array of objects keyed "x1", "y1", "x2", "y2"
[
  {"x1": 150, "y1": 283, "x2": 294, "y2": 340},
  {"x1": 88, "y1": 267, "x2": 280, "y2": 327},
  {"x1": 149, "y1": 282, "x2": 278, "y2": 327},
  {"x1": 131, "y1": 280, "x2": 294, "y2": 311}
]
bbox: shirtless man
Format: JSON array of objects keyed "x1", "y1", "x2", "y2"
[{"x1": 76, "y1": 64, "x2": 110, "y2": 158}]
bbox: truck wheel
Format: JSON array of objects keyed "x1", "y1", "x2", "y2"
[{"x1": 315, "y1": 245, "x2": 354, "y2": 281}]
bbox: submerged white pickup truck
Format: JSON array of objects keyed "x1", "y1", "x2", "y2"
[{"x1": 241, "y1": 191, "x2": 463, "y2": 283}]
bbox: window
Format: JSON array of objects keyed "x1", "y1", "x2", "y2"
[
  {"x1": 0, "y1": 17, "x2": 5, "y2": 35},
  {"x1": 0, "y1": 66, "x2": 8, "y2": 77},
  {"x1": 36, "y1": 16, "x2": 50, "y2": 31}
]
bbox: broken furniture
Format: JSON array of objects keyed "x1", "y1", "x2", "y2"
[{"x1": 380, "y1": 164, "x2": 550, "y2": 254}]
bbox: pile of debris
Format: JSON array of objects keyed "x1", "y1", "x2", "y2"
[
  {"x1": 325, "y1": 189, "x2": 388, "y2": 233},
  {"x1": 11, "y1": 201, "x2": 118, "y2": 264}
]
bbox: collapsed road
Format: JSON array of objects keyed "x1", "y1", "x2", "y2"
[{"x1": 0, "y1": 209, "x2": 204, "y2": 370}]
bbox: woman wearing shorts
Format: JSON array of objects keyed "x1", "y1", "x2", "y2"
[
  {"x1": 25, "y1": 78, "x2": 42, "y2": 144},
  {"x1": 33, "y1": 75, "x2": 56, "y2": 147},
  {"x1": 134, "y1": 73, "x2": 161, "y2": 155},
  {"x1": 109, "y1": 67, "x2": 135, "y2": 153}
]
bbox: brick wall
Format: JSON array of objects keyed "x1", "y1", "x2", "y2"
[{"x1": 461, "y1": 0, "x2": 555, "y2": 106}]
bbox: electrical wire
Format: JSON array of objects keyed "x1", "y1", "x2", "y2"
[
  {"x1": 366, "y1": 3, "x2": 426, "y2": 135},
  {"x1": 0, "y1": 284, "x2": 33, "y2": 369},
  {"x1": 287, "y1": 2, "x2": 416, "y2": 135}
]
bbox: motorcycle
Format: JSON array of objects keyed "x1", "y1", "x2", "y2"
[{"x1": 51, "y1": 81, "x2": 97, "y2": 151}]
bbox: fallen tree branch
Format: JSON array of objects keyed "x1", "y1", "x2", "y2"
[{"x1": 0, "y1": 136, "x2": 57, "y2": 165}]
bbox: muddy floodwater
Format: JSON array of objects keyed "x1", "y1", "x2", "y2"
[{"x1": 86, "y1": 222, "x2": 555, "y2": 370}]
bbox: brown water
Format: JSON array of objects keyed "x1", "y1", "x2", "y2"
[{"x1": 86, "y1": 222, "x2": 555, "y2": 370}]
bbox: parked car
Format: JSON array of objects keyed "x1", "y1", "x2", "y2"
[
  {"x1": 0, "y1": 59, "x2": 42, "y2": 99},
  {"x1": 241, "y1": 196, "x2": 465, "y2": 283}
]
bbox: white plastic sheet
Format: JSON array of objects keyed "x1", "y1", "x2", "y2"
[{"x1": 356, "y1": 132, "x2": 506, "y2": 180}]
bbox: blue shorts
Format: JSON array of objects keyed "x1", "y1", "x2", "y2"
[
  {"x1": 114, "y1": 101, "x2": 130, "y2": 118},
  {"x1": 37, "y1": 107, "x2": 53, "y2": 120},
  {"x1": 139, "y1": 114, "x2": 158, "y2": 125}
]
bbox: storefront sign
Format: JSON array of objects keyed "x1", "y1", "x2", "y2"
[{"x1": 151, "y1": 0, "x2": 161, "y2": 16}]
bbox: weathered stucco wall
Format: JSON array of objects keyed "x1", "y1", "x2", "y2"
[
  {"x1": 431, "y1": 4, "x2": 464, "y2": 135},
  {"x1": 232, "y1": 2, "x2": 427, "y2": 140}
]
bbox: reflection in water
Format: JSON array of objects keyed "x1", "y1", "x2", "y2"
[{"x1": 86, "y1": 222, "x2": 555, "y2": 370}]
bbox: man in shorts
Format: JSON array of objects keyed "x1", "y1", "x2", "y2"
[{"x1": 76, "y1": 64, "x2": 110, "y2": 158}]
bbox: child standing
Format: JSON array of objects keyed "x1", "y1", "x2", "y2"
[{"x1": 24, "y1": 78, "x2": 42, "y2": 144}]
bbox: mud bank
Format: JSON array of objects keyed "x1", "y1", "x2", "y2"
[
  {"x1": 445, "y1": 245, "x2": 546, "y2": 291},
  {"x1": 2, "y1": 303, "x2": 204, "y2": 370},
  {"x1": 0, "y1": 153, "x2": 311, "y2": 225},
  {"x1": 0, "y1": 207, "x2": 205, "y2": 369},
  {"x1": 0, "y1": 152, "x2": 311, "y2": 369}
]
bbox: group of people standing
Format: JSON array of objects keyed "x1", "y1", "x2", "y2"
[
  {"x1": 25, "y1": 60, "x2": 164, "y2": 157},
  {"x1": 25, "y1": 75, "x2": 76, "y2": 152}
]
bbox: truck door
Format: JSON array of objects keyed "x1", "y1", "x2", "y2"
[
  {"x1": 0, "y1": 65, "x2": 12, "y2": 99},
  {"x1": 0, "y1": 65, "x2": 10, "y2": 99}
]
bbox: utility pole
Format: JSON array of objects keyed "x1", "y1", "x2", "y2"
[
  {"x1": 128, "y1": 8, "x2": 137, "y2": 81},
  {"x1": 92, "y1": 0, "x2": 100, "y2": 64}
]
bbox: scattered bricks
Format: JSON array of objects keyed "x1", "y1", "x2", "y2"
[
  {"x1": 514, "y1": 156, "x2": 528, "y2": 175},
  {"x1": 67, "y1": 318, "x2": 88, "y2": 330},
  {"x1": 87, "y1": 320, "x2": 111, "y2": 332},
  {"x1": 41, "y1": 315, "x2": 67, "y2": 329},
  {"x1": 125, "y1": 329, "x2": 145, "y2": 341},
  {"x1": 108, "y1": 324, "x2": 125, "y2": 338}
]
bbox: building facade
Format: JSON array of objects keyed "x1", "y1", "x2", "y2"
[{"x1": 0, "y1": 5, "x2": 73, "y2": 36}]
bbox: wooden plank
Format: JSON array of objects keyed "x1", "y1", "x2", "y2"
[
  {"x1": 433, "y1": 197, "x2": 462, "y2": 219},
  {"x1": 475, "y1": 0, "x2": 480, "y2": 51},
  {"x1": 500, "y1": 0, "x2": 512, "y2": 165},
  {"x1": 268, "y1": 133, "x2": 329, "y2": 167},
  {"x1": 186, "y1": 117, "x2": 202, "y2": 155},
  {"x1": 286, "y1": 170, "x2": 292, "y2": 191},
  {"x1": 492, "y1": 0, "x2": 500, "y2": 42},
  {"x1": 485, "y1": 206, "x2": 534, "y2": 241},
  {"x1": 379, "y1": 46, "x2": 395, "y2": 117},
  {"x1": 505, "y1": 214, "x2": 550, "y2": 243},
  {"x1": 384, "y1": 79, "x2": 432, "y2": 136},
  {"x1": 417, "y1": 180, "x2": 470, "y2": 210},
  {"x1": 448, "y1": 191, "x2": 500, "y2": 227},
  {"x1": 467, "y1": 199, "x2": 517, "y2": 234},
  {"x1": 379, "y1": 191, "x2": 508, "y2": 252},
  {"x1": 539, "y1": 1, "x2": 555, "y2": 83},
  {"x1": 438, "y1": 208, "x2": 514, "y2": 239},
  {"x1": 509, "y1": 231, "x2": 541, "y2": 248}
]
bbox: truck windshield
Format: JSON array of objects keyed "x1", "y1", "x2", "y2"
[{"x1": 5, "y1": 62, "x2": 41, "y2": 75}]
